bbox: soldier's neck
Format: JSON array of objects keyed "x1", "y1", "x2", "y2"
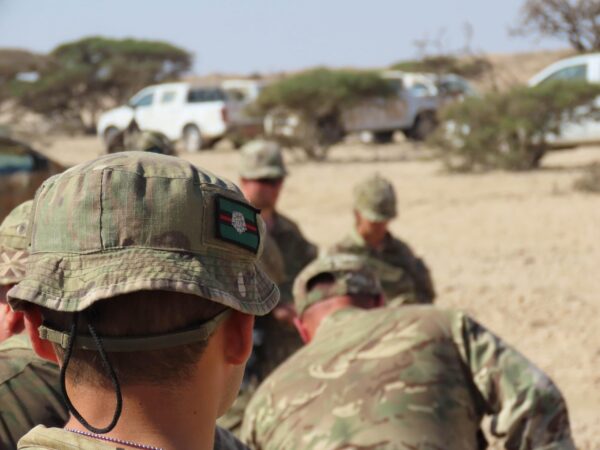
[{"x1": 63, "y1": 380, "x2": 218, "y2": 450}]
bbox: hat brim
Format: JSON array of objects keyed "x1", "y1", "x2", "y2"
[
  {"x1": 357, "y1": 209, "x2": 396, "y2": 223},
  {"x1": 8, "y1": 247, "x2": 279, "y2": 315}
]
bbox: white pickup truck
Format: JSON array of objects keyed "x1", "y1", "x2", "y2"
[
  {"x1": 97, "y1": 82, "x2": 229, "y2": 152},
  {"x1": 529, "y1": 53, "x2": 600, "y2": 147}
]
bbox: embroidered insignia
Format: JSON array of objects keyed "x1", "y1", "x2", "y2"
[
  {"x1": 232, "y1": 211, "x2": 247, "y2": 234},
  {"x1": 215, "y1": 195, "x2": 260, "y2": 253}
]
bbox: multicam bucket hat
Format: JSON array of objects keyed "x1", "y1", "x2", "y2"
[
  {"x1": 353, "y1": 173, "x2": 397, "y2": 222},
  {"x1": 293, "y1": 253, "x2": 382, "y2": 316},
  {"x1": 8, "y1": 151, "x2": 279, "y2": 315},
  {"x1": 0, "y1": 200, "x2": 33, "y2": 285},
  {"x1": 239, "y1": 140, "x2": 288, "y2": 180}
]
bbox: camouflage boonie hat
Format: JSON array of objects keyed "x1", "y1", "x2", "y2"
[
  {"x1": 0, "y1": 200, "x2": 32, "y2": 285},
  {"x1": 8, "y1": 152, "x2": 279, "y2": 316},
  {"x1": 293, "y1": 254, "x2": 381, "y2": 316},
  {"x1": 353, "y1": 174, "x2": 397, "y2": 222},
  {"x1": 239, "y1": 140, "x2": 287, "y2": 180}
]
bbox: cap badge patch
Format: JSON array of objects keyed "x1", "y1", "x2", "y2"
[{"x1": 215, "y1": 195, "x2": 260, "y2": 253}]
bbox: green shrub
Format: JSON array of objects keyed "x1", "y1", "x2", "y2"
[
  {"x1": 254, "y1": 68, "x2": 393, "y2": 119},
  {"x1": 429, "y1": 80, "x2": 600, "y2": 172},
  {"x1": 574, "y1": 163, "x2": 600, "y2": 193}
]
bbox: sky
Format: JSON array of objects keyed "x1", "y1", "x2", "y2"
[{"x1": 0, "y1": 0, "x2": 565, "y2": 75}]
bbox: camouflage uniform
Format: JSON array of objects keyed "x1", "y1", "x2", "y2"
[
  {"x1": 220, "y1": 141, "x2": 317, "y2": 435},
  {"x1": 18, "y1": 425, "x2": 249, "y2": 449},
  {"x1": 330, "y1": 174, "x2": 435, "y2": 304},
  {"x1": 8, "y1": 151, "x2": 279, "y2": 450},
  {"x1": 0, "y1": 201, "x2": 67, "y2": 450},
  {"x1": 241, "y1": 255, "x2": 575, "y2": 450}
]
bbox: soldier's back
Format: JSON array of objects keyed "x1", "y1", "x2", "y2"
[
  {"x1": 0, "y1": 335, "x2": 67, "y2": 450},
  {"x1": 242, "y1": 306, "x2": 483, "y2": 450}
]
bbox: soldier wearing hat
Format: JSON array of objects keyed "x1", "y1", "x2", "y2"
[
  {"x1": 0, "y1": 200, "x2": 68, "y2": 450},
  {"x1": 8, "y1": 152, "x2": 277, "y2": 449},
  {"x1": 241, "y1": 254, "x2": 575, "y2": 450},
  {"x1": 216, "y1": 141, "x2": 318, "y2": 435},
  {"x1": 330, "y1": 173, "x2": 435, "y2": 305},
  {"x1": 238, "y1": 140, "x2": 317, "y2": 304},
  {"x1": 238, "y1": 140, "x2": 317, "y2": 373}
]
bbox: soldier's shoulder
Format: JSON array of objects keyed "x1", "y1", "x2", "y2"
[
  {"x1": 329, "y1": 233, "x2": 365, "y2": 253},
  {"x1": 0, "y1": 336, "x2": 38, "y2": 384},
  {"x1": 385, "y1": 234, "x2": 416, "y2": 254},
  {"x1": 17, "y1": 425, "x2": 111, "y2": 449},
  {"x1": 273, "y1": 212, "x2": 302, "y2": 234}
]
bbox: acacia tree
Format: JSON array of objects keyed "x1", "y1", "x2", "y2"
[
  {"x1": 6, "y1": 37, "x2": 192, "y2": 133},
  {"x1": 515, "y1": 0, "x2": 600, "y2": 52}
]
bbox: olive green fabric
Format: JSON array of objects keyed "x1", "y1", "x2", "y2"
[
  {"x1": 239, "y1": 140, "x2": 287, "y2": 180},
  {"x1": 330, "y1": 230, "x2": 435, "y2": 305},
  {"x1": 0, "y1": 334, "x2": 67, "y2": 450},
  {"x1": 241, "y1": 306, "x2": 575, "y2": 450},
  {"x1": 292, "y1": 253, "x2": 382, "y2": 316},
  {"x1": 268, "y1": 212, "x2": 318, "y2": 303},
  {"x1": 17, "y1": 425, "x2": 250, "y2": 449},
  {"x1": 8, "y1": 151, "x2": 279, "y2": 316},
  {"x1": 0, "y1": 200, "x2": 33, "y2": 285},
  {"x1": 353, "y1": 173, "x2": 397, "y2": 222}
]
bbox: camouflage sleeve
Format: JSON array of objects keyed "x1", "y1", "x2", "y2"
[{"x1": 452, "y1": 313, "x2": 575, "y2": 450}]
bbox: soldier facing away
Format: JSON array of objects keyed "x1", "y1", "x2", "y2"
[
  {"x1": 0, "y1": 200, "x2": 68, "y2": 450},
  {"x1": 241, "y1": 254, "x2": 575, "y2": 450},
  {"x1": 330, "y1": 173, "x2": 435, "y2": 304},
  {"x1": 8, "y1": 151, "x2": 279, "y2": 449}
]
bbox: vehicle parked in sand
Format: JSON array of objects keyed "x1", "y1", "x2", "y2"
[
  {"x1": 264, "y1": 71, "x2": 474, "y2": 157},
  {"x1": 97, "y1": 82, "x2": 229, "y2": 152},
  {"x1": 529, "y1": 53, "x2": 600, "y2": 147}
]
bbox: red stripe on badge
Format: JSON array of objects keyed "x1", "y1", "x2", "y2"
[{"x1": 219, "y1": 213, "x2": 258, "y2": 232}]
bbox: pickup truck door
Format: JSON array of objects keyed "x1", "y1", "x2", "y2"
[
  {"x1": 151, "y1": 87, "x2": 183, "y2": 139},
  {"x1": 131, "y1": 89, "x2": 157, "y2": 130}
]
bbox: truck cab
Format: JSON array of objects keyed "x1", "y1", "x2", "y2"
[{"x1": 97, "y1": 82, "x2": 229, "y2": 152}]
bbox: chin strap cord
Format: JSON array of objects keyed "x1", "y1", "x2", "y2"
[{"x1": 60, "y1": 312, "x2": 123, "y2": 434}]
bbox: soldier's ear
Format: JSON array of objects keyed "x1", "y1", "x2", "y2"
[
  {"x1": 23, "y1": 307, "x2": 59, "y2": 364},
  {"x1": 221, "y1": 311, "x2": 254, "y2": 366},
  {"x1": 293, "y1": 317, "x2": 311, "y2": 344}
]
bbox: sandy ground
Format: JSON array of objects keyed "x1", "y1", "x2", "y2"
[{"x1": 40, "y1": 136, "x2": 600, "y2": 449}]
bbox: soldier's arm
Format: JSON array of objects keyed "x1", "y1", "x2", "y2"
[{"x1": 452, "y1": 312, "x2": 576, "y2": 450}]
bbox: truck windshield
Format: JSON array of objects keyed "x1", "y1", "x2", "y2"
[{"x1": 187, "y1": 88, "x2": 226, "y2": 103}]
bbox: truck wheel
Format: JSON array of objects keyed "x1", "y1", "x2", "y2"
[
  {"x1": 373, "y1": 130, "x2": 395, "y2": 144},
  {"x1": 182, "y1": 125, "x2": 204, "y2": 152},
  {"x1": 406, "y1": 111, "x2": 437, "y2": 141}
]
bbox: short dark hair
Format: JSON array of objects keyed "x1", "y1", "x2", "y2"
[{"x1": 42, "y1": 290, "x2": 227, "y2": 388}]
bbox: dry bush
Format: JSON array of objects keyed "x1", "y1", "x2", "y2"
[
  {"x1": 430, "y1": 80, "x2": 600, "y2": 172},
  {"x1": 574, "y1": 163, "x2": 600, "y2": 193}
]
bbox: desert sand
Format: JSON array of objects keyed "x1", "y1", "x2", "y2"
[{"x1": 40, "y1": 135, "x2": 600, "y2": 449}]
